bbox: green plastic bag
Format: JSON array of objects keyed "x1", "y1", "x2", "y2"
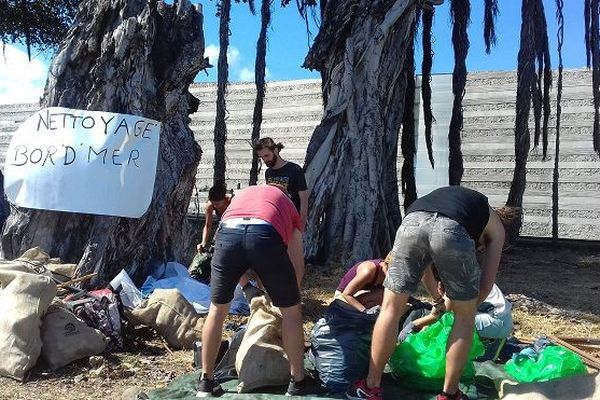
[
  {"x1": 188, "y1": 252, "x2": 211, "y2": 283},
  {"x1": 389, "y1": 312, "x2": 485, "y2": 391},
  {"x1": 504, "y1": 344, "x2": 587, "y2": 383}
]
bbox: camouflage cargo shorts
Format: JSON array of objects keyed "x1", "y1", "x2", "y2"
[{"x1": 383, "y1": 211, "x2": 480, "y2": 301}]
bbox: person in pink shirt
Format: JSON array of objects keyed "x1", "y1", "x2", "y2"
[{"x1": 197, "y1": 184, "x2": 307, "y2": 397}]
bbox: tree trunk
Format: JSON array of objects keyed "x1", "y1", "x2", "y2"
[
  {"x1": 303, "y1": 0, "x2": 416, "y2": 266},
  {"x1": 1, "y1": 0, "x2": 207, "y2": 286},
  {"x1": 249, "y1": 0, "x2": 272, "y2": 185},
  {"x1": 213, "y1": 0, "x2": 231, "y2": 184}
]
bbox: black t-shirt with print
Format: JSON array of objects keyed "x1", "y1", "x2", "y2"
[{"x1": 265, "y1": 162, "x2": 307, "y2": 212}]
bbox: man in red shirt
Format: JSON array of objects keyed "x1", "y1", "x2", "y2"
[{"x1": 196, "y1": 184, "x2": 306, "y2": 397}]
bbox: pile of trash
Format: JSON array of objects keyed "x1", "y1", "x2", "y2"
[{"x1": 0, "y1": 247, "x2": 250, "y2": 381}]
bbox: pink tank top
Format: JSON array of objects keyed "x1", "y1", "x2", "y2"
[{"x1": 222, "y1": 185, "x2": 303, "y2": 244}]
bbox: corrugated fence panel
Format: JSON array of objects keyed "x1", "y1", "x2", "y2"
[
  {"x1": 1, "y1": 70, "x2": 598, "y2": 240},
  {"x1": 460, "y1": 70, "x2": 600, "y2": 240}
]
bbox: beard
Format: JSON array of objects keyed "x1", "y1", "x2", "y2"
[{"x1": 265, "y1": 155, "x2": 278, "y2": 168}]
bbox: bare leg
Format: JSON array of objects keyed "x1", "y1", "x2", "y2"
[
  {"x1": 201, "y1": 302, "x2": 230, "y2": 379},
  {"x1": 443, "y1": 298, "x2": 477, "y2": 394},
  {"x1": 366, "y1": 289, "x2": 410, "y2": 388},
  {"x1": 279, "y1": 303, "x2": 305, "y2": 381},
  {"x1": 239, "y1": 270, "x2": 265, "y2": 290},
  {"x1": 238, "y1": 273, "x2": 250, "y2": 287}
]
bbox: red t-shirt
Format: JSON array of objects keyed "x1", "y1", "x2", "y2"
[{"x1": 221, "y1": 185, "x2": 303, "y2": 244}]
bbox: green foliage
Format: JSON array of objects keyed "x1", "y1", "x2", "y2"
[{"x1": 0, "y1": 0, "x2": 78, "y2": 58}]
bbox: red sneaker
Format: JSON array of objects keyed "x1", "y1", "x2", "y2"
[
  {"x1": 345, "y1": 379, "x2": 383, "y2": 400},
  {"x1": 437, "y1": 390, "x2": 469, "y2": 400}
]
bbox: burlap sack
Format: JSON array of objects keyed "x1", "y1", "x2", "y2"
[
  {"x1": 46, "y1": 263, "x2": 77, "y2": 280},
  {"x1": 500, "y1": 372, "x2": 600, "y2": 399},
  {"x1": 128, "y1": 289, "x2": 203, "y2": 349},
  {"x1": 235, "y1": 296, "x2": 289, "y2": 393},
  {"x1": 18, "y1": 247, "x2": 51, "y2": 265},
  {"x1": 41, "y1": 303, "x2": 108, "y2": 370},
  {"x1": 0, "y1": 252, "x2": 56, "y2": 380}
]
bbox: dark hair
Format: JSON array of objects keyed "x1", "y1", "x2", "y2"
[
  {"x1": 253, "y1": 137, "x2": 284, "y2": 152},
  {"x1": 208, "y1": 182, "x2": 227, "y2": 202},
  {"x1": 494, "y1": 206, "x2": 521, "y2": 233}
]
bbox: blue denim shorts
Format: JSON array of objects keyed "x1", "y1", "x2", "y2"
[
  {"x1": 210, "y1": 222, "x2": 300, "y2": 308},
  {"x1": 383, "y1": 211, "x2": 480, "y2": 301}
]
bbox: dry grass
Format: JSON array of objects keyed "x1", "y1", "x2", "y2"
[
  {"x1": 1, "y1": 244, "x2": 599, "y2": 399},
  {"x1": 300, "y1": 265, "x2": 345, "y2": 334}
]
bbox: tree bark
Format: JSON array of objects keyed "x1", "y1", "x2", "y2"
[
  {"x1": 1, "y1": 0, "x2": 208, "y2": 286},
  {"x1": 303, "y1": 0, "x2": 416, "y2": 266},
  {"x1": 249, "y1": 0, "x2": 272, "y2": 185},
  {"x1": 213, "y1": 0, "x2": 231, "y2": 184}
]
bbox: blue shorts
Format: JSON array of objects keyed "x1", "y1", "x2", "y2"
[{"x1": 210, "y1": 222, "x2": 300, "y2": 308}]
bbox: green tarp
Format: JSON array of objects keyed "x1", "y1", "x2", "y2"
[{"x1": 148, "y1": 361, "x2": 511, "y2": 400}]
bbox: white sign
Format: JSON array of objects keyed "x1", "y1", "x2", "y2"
[{"x1": 3, "y1": 107, "x2": 161, "y2": 218}]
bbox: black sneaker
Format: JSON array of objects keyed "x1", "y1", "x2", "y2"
[
  {"x1": 285, "y1": 377, "x2": 306, "y2": 396},
  {"x1": 196, "y1": 375, "x2": 223, "y2": 397}
]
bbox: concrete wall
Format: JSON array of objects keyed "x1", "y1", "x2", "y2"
[
  {"x1": 1, "y1": 69, "x2": 598, "y2": 240},
  {"x1": 459, "y1": 70, "x2": 599, "y2": 240},
  {"x1": 414, "y1": 74, "x2": 452, "y2": 196}
]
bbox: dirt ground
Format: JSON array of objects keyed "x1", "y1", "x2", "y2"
[{"x1": 1, "y1": 243, "x2": 599, "y2": 400}]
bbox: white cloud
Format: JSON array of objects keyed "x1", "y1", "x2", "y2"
[
  {"x1": 228, "y1": 47, "x2": 240, "y2": 66},
  {"x1": 0, "y1": 45, "x2": 47, "y2": 104},
  {"x1": 238, "y1": 66, "x2": 272, "y2": 82},
  {"x1": 204, "y1": 44, "x2": 219, "y2": 64},
  {"x1": 204, "y1": 44, "x2": 240, "y2": 67},
  {"x1": 239, "y1": 67, "x2": 254, "y2": 82}
]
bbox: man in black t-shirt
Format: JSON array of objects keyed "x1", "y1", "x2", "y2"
[
  {"x1": 346, "y1": 187, "x2": 519, "y2": 400},
  {"x1": 253, "y1": 137, "x2": 308, "y2": 287},
  {"x1": 253, "y1": 137, "x2": 308, "y2": 223}
]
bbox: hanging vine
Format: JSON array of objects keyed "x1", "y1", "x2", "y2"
[
  {"x1": 448, "y1": 0, "x2": 470, "y2": 185},
  {"x1": 507, "y1": 0, "x2": 551, "y2": 239},
  {"x1": 401, "y1": 16, "x2": 418, "y2": 210},
  {"x1": 552, "y1": 0, "x2": 564, "y2": 241},
  {"x1": 483, "y1": 0, "x2": 499, "y2": 54},
  {"x1": 585, "y1": 0, "x2": 600, "y2": 154},
  {"x1": 421, "y1": 8, "x2": 435, "y2": 168}
]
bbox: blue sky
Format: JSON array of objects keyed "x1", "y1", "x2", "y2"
[
  {"x1": 197, "y1": 0, "x2": 586, "y2": 82},
  {"x1": 0, "y1": 1, "x2": 588, "y2": 103}
]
